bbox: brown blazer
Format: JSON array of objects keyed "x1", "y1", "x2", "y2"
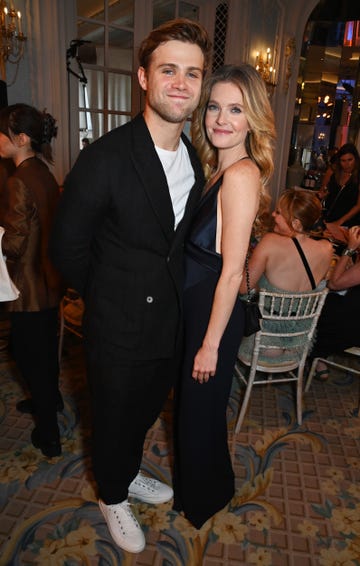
[{"x1": 0, "y1": 156, "x2": 64, "y2": 312}]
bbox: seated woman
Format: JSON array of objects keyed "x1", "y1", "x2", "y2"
[
  {"x1": 310, "y1": 225, "x2": 360, "y2": 380},
  {"x1": 238, "y1": 188, "x2": 333, "y2": 361}
]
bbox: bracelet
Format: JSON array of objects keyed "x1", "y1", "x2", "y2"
[{"x1": 342, "y1": 248, "x2": 357, "y2": 257}]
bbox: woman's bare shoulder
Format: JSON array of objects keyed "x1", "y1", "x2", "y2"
[
  {"x1": 311, "y1": 237, "x2": 333, "y2": 253},
  {"x1": 254, "y1": 232, "x2": 289, "y2": 252},
  {"x1": 223, "y1": 158, "x2": 260, "y2": 182},
  {"x1": 260, "y1": 232, "x2": 289, "y2": 245}
]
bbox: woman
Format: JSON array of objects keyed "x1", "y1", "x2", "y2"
[
  {"x1": 310, "y1": 225, "x2": 360, "y2": 380},
  {"x1": 238, "y1": 188, "x2": 333, "y2": 363},
  {"x1": 239, "y1": 189, "x2": 333, "y2": 295},
  {"x1": 320, "y1": 143, "x2": 360, "y2": 227},
  {"x1": 173, "y1": 64, "x2": 276, "y2": 529},
  {"x1": 0, "y1": 103, "x2": 64, "y2": 458}
]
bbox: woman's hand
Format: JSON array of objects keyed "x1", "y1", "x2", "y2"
[
  {"x1": 192, "y1": 344, "x2": 218, "y2": 383},
  {"x1": 317, "y1": 186, "x2": 328, "y2": 200},
  {"x1": 347, "y1": 225, "x2": 360, "y2": 250},
  {"x1": 323, "y1": 222, "x2": 348, "y2": 244}
]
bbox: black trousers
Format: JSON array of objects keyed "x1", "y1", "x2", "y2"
[
  {"x1": 10, "y1": 307, "x2": 61, "y2": 441},
  {"x1": 85, "y1": 340, "x2": 181, "y2": 504},
  {"x1": 311, "y1": 286, "x2": 360, "y2": 358}
]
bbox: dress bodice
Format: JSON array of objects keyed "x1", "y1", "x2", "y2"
[
  {"x1": 257, "y1": 274, "x2": 326, "y2": 294},
  {"x1": 187, "y1": 177, "x2": 222, "y2": 253},
  {"x1": 184, "y1": 177, "x2": 223, "y2": 287}
]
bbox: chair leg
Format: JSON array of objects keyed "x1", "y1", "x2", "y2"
[
  {"x1": 296, "y1": 368, "x2": 304, "y2": 425},
  {"x1": 235, "y1": 365, "x2": 255, "y2": 434},
  {"x1": 235, "y1": 386, "x2": 251, "y2": 433},
  {"x1": 304, "y1": 357, "x2": 319, "y2": 392}
]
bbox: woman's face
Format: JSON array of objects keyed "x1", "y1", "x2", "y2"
[
  {"x1": 205, "y1": 81, "x2": 249, "y2": 152},
  {"x1": 339, "y1": 152, "x2": 356, "y2": 174},
  {"x1": 272, "y1": 206, "x2": 293, "y2": 236}
]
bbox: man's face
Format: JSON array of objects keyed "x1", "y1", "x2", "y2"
[{"x1": 138, "y1": 40, "x2": 204, "y2": 124}]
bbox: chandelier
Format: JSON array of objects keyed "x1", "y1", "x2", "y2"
[{"x1": 0, "y1": 0, "x2": 27, "y2": 81}]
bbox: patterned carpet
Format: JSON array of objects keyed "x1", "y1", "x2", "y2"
[{"x1": 0, "y1": 317, "x2": 359, "y2": 566}]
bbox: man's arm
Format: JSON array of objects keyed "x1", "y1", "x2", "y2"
[{"x1": 50, "y1": 147, "x2": 109, "y2": 296}]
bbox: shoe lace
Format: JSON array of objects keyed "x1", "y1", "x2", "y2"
[
  {"x1": 119, "y1": 501, "x2": 141, "y2": 528},
  {"x1": 136, "y1": 475, "x2": 157, "y2": 490}
]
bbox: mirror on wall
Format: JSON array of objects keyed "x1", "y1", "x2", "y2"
[{"x1": 287, "y1": 3, "x2": 360, "y2": 189}]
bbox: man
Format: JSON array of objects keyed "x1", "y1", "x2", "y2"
[
  {"x1": 81, "y1": 137, "x2": 90, "y2": 149},
  {"x1": 50, "y1": 19, "x2": 211, "y2": 553}
]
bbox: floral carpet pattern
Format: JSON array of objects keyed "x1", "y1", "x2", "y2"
[{"x1": 0, "y1": 324, "x2": 359, "y2": 566}]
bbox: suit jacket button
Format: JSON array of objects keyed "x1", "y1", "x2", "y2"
[
  {"x1": 166, "y1": 256, "x2": 170, "y2": 262},
  {"x1": 146, "y1": 296, "x2": 153, "y2": 303}
]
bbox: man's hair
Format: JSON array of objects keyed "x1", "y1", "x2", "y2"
[{"x1": 138, "y1": 18, "x2": 212, "y2": 73}]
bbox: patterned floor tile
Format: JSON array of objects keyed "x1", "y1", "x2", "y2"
[{"x1": 0, "y1": 325, "x2": 359, "y2": 565}]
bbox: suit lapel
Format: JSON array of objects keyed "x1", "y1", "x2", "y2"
[
  {"x1": 171, "y1": 133, "x2": 204, "y2": 247},
  {"x1": 130, "y1": 114, "x2": 205, "y2": 247},
  {"x1": 131, "y1": 114, "x2": 175, "y2": 242}
]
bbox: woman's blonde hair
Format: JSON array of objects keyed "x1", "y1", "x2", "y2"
[{"x1": 191, "y1": 64, "x2": 276, "y2": 239}]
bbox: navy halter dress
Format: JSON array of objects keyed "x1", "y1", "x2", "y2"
[{"x1": 173, "y1": 177, "x2": 245, "y2": 529}]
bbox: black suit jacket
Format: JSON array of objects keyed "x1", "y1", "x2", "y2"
[{"x1": 51, "y1": 114, "x2": 204, "y2": 359}]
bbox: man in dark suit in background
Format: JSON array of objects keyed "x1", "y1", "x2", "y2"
[{"x1": 50, "y1": 18, "x2": 211, "y2": 553}]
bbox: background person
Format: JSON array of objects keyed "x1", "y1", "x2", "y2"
[
  {"x1": 238, "y1": 188, "x2": 333, "y2": 363},
  {"x1": 320, "y1": 143, "x2": 360, "y2": 227},
  {"x1": 240, "y1": 189, "x2": 333, "y2": 294},
  {"x1": 81, "y1": 137, "x2": 90, "y2": 149},
  {"x1": 0, "y1": 103, "x2": 63, "y2": 458},
  {"x1": 173, "y1": 64, "x2": 276, "y2": 529},
  {"x1": 50, "y1": 19, "x2": 211, "y2": 554},
  {"x1": 310, "y1": 224, "x2": 360, "y2": 381}
]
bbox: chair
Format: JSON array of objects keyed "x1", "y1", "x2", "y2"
[
  {"x1": 234, "y1": 287, "x2": 328, "y2": 433},
  {"x1": 305, "y1": 347, "x2": 360, "y2": 392}
]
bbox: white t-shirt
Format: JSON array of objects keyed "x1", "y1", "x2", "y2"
[{"x1": 155, "y1": 139, "x2": 194, "y2": 229}]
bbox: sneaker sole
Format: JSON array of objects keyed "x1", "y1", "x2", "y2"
[{"x1": 128, "y1": 489, "x2": 173, "y2": 505}]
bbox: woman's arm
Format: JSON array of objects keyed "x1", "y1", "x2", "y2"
[
  {"x1": 328, "y1": 225, "x2": 360, "y2": 290},
  {"x1": 317, "y1": 167, "x2": 333, "y2": 200},
  {"x1": 192, "y1": 161, "x2": 260, "y2": 382},
  {"x1": 1, "y1": 177, "x2": 30, "y2": 259}
]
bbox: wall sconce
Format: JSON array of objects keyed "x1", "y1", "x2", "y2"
[
  {"x1": 0, "y1": 0, "x2": 27, "y2": 81},
  {"x1": 255, "y1": 48, "x2": 276, "y2": 95}
]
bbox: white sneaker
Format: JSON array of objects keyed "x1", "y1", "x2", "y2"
[
  {"x1": 99, "y1": 499, "x2": 145, "y2": 553},
  {"x1": 128, "y1": 472, "x2": 173, "y2": 504}
]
